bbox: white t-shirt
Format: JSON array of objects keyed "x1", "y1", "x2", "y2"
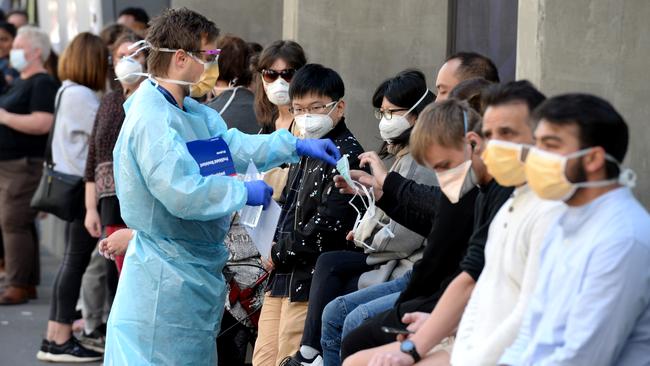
[
  {"x1": 451, "y1": 185, "x2": 565, "y2": 366},
  {"x1": 51, "y1": 80, "x2": 101, "y2": 176}
]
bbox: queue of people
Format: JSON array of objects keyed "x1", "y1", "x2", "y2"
[{"x1": 0, "y1": 5, "x2": 647, "y2": 366}]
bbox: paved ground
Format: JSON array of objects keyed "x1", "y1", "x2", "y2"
[{"x1": 0, "y1": 247, "x2": 102, "y2": 366}]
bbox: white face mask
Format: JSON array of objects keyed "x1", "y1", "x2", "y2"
[
  {"x1": 336, "y1": 154, "x2": 395, "y2": 251},
  {"x1": 433, "y1": 110, "x2": 477, "y2": 203},
  {"x1": 294, "y1": 101, "x2": 339, "y2": 139},
  {"x1": 118, "y1": 40, "x2": 217, "y2": 95},
  {"x1": 435, "y1": 159, "x2": 478, "y2": 204},
  {"x1": 10, "y1": 49, "x2": 28, "y2": 72},
  {"x1": 115, "y1": 57, "x2": 144, "y2": 85},
  {"x1": 263, "y1": 78, "x2": 290, "y2": 105},
  {"x1": 378, "y1": 89, "x2": 430, "y2": 142}
]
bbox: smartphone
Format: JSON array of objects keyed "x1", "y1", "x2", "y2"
[{"x1": 381, "y1": 326, "x2": 414, "y2": 335}]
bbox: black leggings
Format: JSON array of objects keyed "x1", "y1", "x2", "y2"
[
  {"x1": 301, "y1": 251, "x2": 372, "y2": 351},
  {"x1": 49, "y1": 217, "x2": 98, "y2": 324}
]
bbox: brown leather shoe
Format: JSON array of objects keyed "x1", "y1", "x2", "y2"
[
  {"x1": 26, "y1": 286, "x2": 37, "y2": 300},
  {"x1": 0, "y1": 286, "x2": 29, "y2": 305}
]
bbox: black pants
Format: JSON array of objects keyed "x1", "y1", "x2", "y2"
[
  {"x1": 217, "y1": 311, "x2": 255, "y2": 366},
  {"x1": 340, "y1": 294, "x2": 440, "y2": 360},
  {"x1": 49, "y1": 217, "x2": 97, "y2": 324},
  {"x1": 301, "y1": 251, "x2": 372, "y2": 351}
]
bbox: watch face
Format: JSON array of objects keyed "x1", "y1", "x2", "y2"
[{"x1": 401, "y1": 340, "x2": 415, "y2": 352}]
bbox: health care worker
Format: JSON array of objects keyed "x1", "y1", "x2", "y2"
[{"x1": 104, "y1": 9, "x2": 341, "y2": 365}]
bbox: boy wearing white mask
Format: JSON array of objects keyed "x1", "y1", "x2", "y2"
[
  {"x1": 252, "y1": 64, "x2": 365, "y2": 366},
  {"x1": 500, "y1": 94, "x2": 649, "y2": 366}
]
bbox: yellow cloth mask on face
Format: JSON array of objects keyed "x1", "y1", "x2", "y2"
[
  {"x1": 190, "y1": 60, "x2": 220, "y2": 98},
  {"x1": 481, "y1": 140, "x2": 527, "y2": 187},
  {"x1": 524, "y1": 147, "x2": 635, "y2": 201}
]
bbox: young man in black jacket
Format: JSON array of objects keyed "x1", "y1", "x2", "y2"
[
  {"x1": 336, "y1": 99, "x2": 513, "y2": 365},
  {"x1": 252, "y1": 64, "x2": 366, "y2": 366}
]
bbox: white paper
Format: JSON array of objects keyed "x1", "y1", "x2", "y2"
[{"x1": 244, "y1": 199, "x2": 281, "y2": 259}]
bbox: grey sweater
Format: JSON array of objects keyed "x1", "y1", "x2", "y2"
[{"x1": 356, "y1": 148, "x2": 438, "y2": 289}]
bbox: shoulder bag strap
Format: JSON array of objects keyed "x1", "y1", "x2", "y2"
[{"x1": 44, "y1": 85, "x2": 70, "y2": 166}]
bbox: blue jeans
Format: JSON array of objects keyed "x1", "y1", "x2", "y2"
[{"x1": 320, "y1": 271, "x2": 411, "y2": 366}]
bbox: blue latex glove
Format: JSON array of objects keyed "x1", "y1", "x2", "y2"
[
  {"x1": 296, "y1": 138, "x2": 342, "y2": 166},
  {"x1": 244, "y1": 180, "x2": 273, "y2": 209}
]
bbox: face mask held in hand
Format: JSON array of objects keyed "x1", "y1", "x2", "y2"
[
  {"x1": 524, "y1": 147, "x2": 636, "y2": 201},
  {"x1": 336, "y1": 154, "x2": 395, "y2": 251}
]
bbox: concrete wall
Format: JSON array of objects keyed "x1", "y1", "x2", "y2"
[
  {"x1": 171, "y1": 0, "x2": 283, "y2": 47},
  {"x1": 287, "y1": 0, "x2": 448, "y2": 151},
  {"x1": 517, "y1": 0, "x2": 650, "y2": 207},
  {"x1": 172, "y1": 0, "x2": 448, "y2": 151}
]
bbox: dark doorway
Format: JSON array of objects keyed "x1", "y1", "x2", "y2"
[{"x1": 448, "y1": 0, "x2": 519, "y2": 82}]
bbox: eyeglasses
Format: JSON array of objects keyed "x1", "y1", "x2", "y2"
[
  {"x1": 153, "y1": 47, "x2": 221, "y2": 63},
  {"x1": 289, "y1": 101, "x2": 338, "y2": 116},
  {"x1": 188, "y1": 49, "x2": 220, "y2": 63},
  {"x1": 261, "y1": 68, "x2": 296, "y2": 83},
  {"x1": 374, "y1": 108, "x2": 408, "y2": 120}
]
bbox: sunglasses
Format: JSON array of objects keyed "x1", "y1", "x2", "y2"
[{"x1": 261, "y1": 68, "x2": 296, "y2": 83}]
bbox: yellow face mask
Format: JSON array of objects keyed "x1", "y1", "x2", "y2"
[
  {"x1": 524, "y1": 147, "x2": 630, "y2": 201},
  {"x1": 481, "y1": 140, "x2": 527, "y2": 187},
  {"x1": 190, "y1": 60, "x2": 220, "y2": 98}
]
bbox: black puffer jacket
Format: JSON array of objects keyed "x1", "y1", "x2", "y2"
[{"x1": 271, "y1": 119, "x2": 365, "y2": 301}]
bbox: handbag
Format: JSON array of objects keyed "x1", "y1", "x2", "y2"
[{"x1": 30, "y1": 86, "x2": 84, "y2": 221}]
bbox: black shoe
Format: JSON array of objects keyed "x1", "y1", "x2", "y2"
[
  {"x1": 36, "y1": 339, "x2": 51, "y2": 361},
  {"x1": 77, "y1": 327, "x2": 106, "y2": 353},
  {"x1": 279, "y1": 352, "x2": 323, "y2": 366},
  {"x1": 47, "y1": 337, "x2": 103, "y2": 363}
]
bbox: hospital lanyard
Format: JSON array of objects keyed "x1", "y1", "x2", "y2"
[{"x1": 153, "y1": 81, "x2": 186, "y2": 112}]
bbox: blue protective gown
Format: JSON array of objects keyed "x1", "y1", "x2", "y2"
[{"x1": 104, "y1": 81, "x2": 299, "y2": 365}]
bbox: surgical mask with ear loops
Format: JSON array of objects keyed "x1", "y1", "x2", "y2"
[
  {"x1": 434, "y1": 110, "x2": 478, "y2": 203},
  {"x1": 378, "y1": 89, "x2": 431, "y2": 142},
  {"x1": 524, "y1": 147, "x2": 636, "y2": 201},
  {"x1": 336, "y1": 155, "x2": 395, "y2": 251}
]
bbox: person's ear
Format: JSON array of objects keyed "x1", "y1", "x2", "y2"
[
  {"x1": 336, "y1": 99, "x2": 346, "y2": 119},
  {"x1": 582, "y1": 146, "x2": 607, "y2": 175},
  {"x1": 31, "y1": 47, "x2": 41, "y2": 63},
  {"x1": 466, "y1": 131, "x2": 483, "y2": 155},
  {"x1": 175, "y1": 50, "x2": 189, "y2": 69}
]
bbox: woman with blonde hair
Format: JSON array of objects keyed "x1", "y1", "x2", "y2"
[{"x1": 36, "y1": 32, "x2": 108, "y2": 363}]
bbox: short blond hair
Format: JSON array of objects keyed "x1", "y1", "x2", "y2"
[
  {"x1": 16, "y1": 25, "x2": 51, "y2": 63},
  {"x1": 410, "y1": 99, "x2": 482, "y2": 166}
]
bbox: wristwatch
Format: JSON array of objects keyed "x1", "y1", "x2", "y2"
[{"x1": 400, "y1": 339, "x2": 421, "y2": 363}]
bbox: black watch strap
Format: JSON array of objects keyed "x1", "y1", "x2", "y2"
[{"x1": 400, "y1": 340, "x2": 421, "y2": 363}]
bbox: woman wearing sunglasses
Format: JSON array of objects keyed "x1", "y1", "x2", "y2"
[{"x1": 253, "y1": 41, "x2": 307, "y2": 204}]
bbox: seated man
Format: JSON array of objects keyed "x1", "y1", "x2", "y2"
[
  {"x1": 252, "y1": 64, "x2": 366, "y2": 366},
  {"x1": 336, "y1": 99, "x2": 513, "y2": 363},
  {"x1": 451, "y1": 81, "x2": 565, "y2": 365},
  {"x1": 346, "y1": 81, "x2": 567, "y2": 366},
  {"x1": 500, "y1": 94, "x2": 649, "y2": 365}
]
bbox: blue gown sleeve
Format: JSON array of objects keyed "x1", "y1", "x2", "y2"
[
  {"x1": 222, "y1": 128, "x2": 300, "y2": 173},
  {"x1": 131, "y1": 122, "x2": 248, "y2": 221}
]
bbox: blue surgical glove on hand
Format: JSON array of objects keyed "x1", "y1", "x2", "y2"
[
  {"x1": 296, "y1": 138, "x2": 342, "y2": 166},
  {"x1": 244, "y1": 180, "x2": 274, "y2": 209}
]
